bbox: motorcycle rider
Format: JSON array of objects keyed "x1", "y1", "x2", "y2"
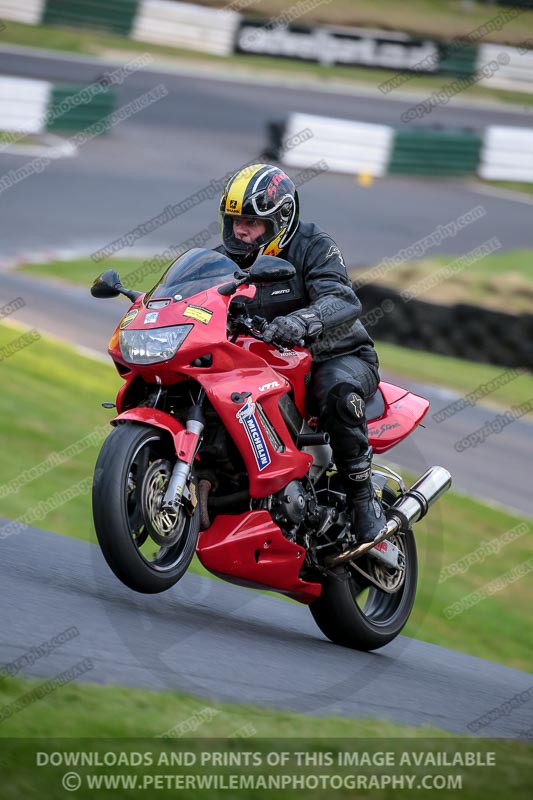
[{"x1": 216, "y1": 164, "x2": 386, "y2": 544}]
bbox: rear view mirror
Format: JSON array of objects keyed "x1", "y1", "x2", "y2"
[
  {"x1": 91, "y1": 269, "x2": 121, "y2": 298},
  {"x1": 91, "y1": 269, "x2": 142, "y2": 302},
  {"x1": 248, "y1": 256, "x2": 295, "y2": 284}
]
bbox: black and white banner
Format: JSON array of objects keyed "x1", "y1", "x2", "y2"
[{"x1": 235, "y1": 19, "x2": 439, "y2": 72}]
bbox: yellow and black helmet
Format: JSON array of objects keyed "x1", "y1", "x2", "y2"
[{"x1": 219, "y1": 163, "x2": 299, "y2": 257}]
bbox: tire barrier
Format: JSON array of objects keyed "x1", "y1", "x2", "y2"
[
  {"x1": 356, "y1": 283, "x2": 533, "y2": 369},
  {"x1": 0, "y1": 76, "x2": 117, "y2": 134},
  {"x1": 268, "y1": 113, "x2": 533, "y2": 182},
  {"x1": 0, "y1": 0, "x2": 239, "y2": 57},
  {"x1": 477, "y1": 42, "x2": 533, "y2": 88},
  {"x1": 479, "y1": 127, "x2": 533, "y2": 182},
  {"x1": 43, "y1": 0, "x2": 138, "y2": 36},
  {"x1": 280, "y1": 112, "x2": 394, "y2": 177},
  {"x1": 131, "y1": 0, "x2": 239, "y2": 56},
  {"x1": 388, "y1": 129, "x2": 483, "y2": 177}
]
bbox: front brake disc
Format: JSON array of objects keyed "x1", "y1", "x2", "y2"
[{"x1": 141, "y1": 459, "x2": 185, "y2": 547}]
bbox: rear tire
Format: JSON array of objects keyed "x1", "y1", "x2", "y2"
[
  {"x1": 92, "y1": 423, "x2": 199, "y2": 594},
  {"x1": 310, "y1": 488, "x2": 418, "y2": 651}
]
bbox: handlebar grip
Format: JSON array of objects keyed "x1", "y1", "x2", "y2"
[{"x1": 251, "y1": 315, "x2": 268, "y2": 333}]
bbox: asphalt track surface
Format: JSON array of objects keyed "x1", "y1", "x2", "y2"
[{"x1": 1, "y1": 524, "x2": 532, "y2": 738}]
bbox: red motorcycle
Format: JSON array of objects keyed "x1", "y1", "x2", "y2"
[{"x1": 91, "y1": 248, "x2": 451, "y2": 651}]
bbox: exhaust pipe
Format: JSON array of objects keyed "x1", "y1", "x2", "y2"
[{"x1": 326, "y1": 466, "x2": 452, "y2": 567}]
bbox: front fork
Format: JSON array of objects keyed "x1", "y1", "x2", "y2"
[{"x1": 162, "y1": 392, "x2": 205, "y2": 514}]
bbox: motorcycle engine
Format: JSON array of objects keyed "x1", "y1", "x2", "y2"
[{"x1": 270, "y1": 480, "x2": 307, "y2": 536}]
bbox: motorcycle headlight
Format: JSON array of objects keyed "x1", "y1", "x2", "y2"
[{"x1": 119, "y1": 324, "x2": 193, "y2": 365}]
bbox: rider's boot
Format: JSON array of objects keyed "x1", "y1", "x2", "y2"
[{"x1": 341, "y1": 447, "x2": 387, "y2": 545}]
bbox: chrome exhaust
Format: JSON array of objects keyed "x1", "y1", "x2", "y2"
[{"x1": 325, "y1": 466, "x2": 452, "y2": 568}]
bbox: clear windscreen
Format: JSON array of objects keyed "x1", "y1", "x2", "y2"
[{"x1": 144, "y1": 248, "x2": 238, "y2": 303}]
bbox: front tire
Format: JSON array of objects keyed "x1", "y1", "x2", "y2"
[
  {"x1": 310, "y1": 488, "x2": 418, "y2": 651},
  {"x1": 92, "y1": 423, "x2": 199, "y2": 593}
]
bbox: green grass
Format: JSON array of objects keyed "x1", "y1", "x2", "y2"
[
  {"x1": 18, "y1": 256, "x2": 166, "y2": 295},
  {"x1": 0, "y1": 322, "x2": 117, "y2": 538},
  {"x1": 1, "y1": 321, "x2": 532, "y2": 672},
  {"x1": 363, "y1": 248, "x2": 533, "y2": 314},
  {"x1": 377, "y1": 340, "x2": 533, "y2": 416},
  {"x1": 0, "y1": 679, "x2": 531, "y2": 800},
  {"x1": 0, "y1": 675, "x2": 451, "y2": 739},
  {"x1": 0, "y1": 131, "x2": 36, "y2": 145},
  {"x1": 484, "y1": 180, "x2": 533, "y2": 196},
  {"x1": 2, "y1": 19, "x2": 533, "y2": 108}
]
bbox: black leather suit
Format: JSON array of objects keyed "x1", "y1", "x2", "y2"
[{"x1": 215, "y1": 221, "x2": 380, "y2": 475}]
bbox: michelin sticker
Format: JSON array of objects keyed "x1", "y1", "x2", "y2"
[{"x1": 236, "y1": 397, "x2": 271, "y2": 471}]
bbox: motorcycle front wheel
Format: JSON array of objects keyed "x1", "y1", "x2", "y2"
[
  {"x1": 92, "y1": 422, "x2": 199, "y2": 593},
  {"x1": 309, "y1": 488, "x2": 418, "y2": 651}
]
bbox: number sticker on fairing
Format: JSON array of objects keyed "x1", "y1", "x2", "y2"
[{"x1": 183, "y1": 305, "x2": 213, "y2": 324}]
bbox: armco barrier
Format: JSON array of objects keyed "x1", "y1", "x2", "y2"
[
  {"x1": 356, "y1": 283, "x2": 533, "y2": 368},
  {"x1": 0, "y1": 75, "x2": 117, "y2": 134}
]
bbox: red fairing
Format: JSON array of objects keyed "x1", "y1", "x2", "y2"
[
  {"x1": 197, "y1": 366, "x2": 312, "y2": 497},
  {"x1": 112, "y1": 407, "x2": 186, "y2": 448},
  {"x1": 112, "y1": 407, "x2": 200, "y2": 464},
  {"x1": 237, "y1": 338, "x2": 312, "y2": 416},
  {"x1": 196, "y1": 511, "x2": 322, "y2": 604},
  {"x1": 368, "y1": 382, "x2": 430, "y2": 454}
]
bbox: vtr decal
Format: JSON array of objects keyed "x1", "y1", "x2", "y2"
[
  {"x1": 236, "y1": 397, "x2": 271, "y2": 471},
  {"x1": 259, "y1": 381, "x2": 280, "y2": 392}
]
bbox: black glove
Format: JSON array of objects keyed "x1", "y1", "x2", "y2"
[{"x1": 263, "y1": 311, "x2": 323, "y2": 348}]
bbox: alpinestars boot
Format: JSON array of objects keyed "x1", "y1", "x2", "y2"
[{"x1": 341, "y1": 447, "x2": 387, "y2": 545}]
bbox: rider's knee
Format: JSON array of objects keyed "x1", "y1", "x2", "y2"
[{"x1": 325, "y1": 383, "x2": 367, "y2": 427}]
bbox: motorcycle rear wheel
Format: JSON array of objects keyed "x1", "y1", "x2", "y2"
[
  {"x1": 309, "y1": 488, "x2": 418, "y2": 651},
  {"x1": 92, "y1": 422, "x2": 199, "y2": 594}
]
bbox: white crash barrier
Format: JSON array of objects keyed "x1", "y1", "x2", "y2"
[
  {"x1": 479, "y1": 126, "x2": 533, "y2": 182},
  {"x1": 280, "y1": 112, "x2": 394, "y2": 177},
  {"x1": 477, "y1": 43, "x2": 533, "y2": 89},
  {"x1": 0, "y1": 0, "x2": 45, "y2": 25},
  {"x1": 0, "y1": 75, "x2": 51, "y2": 133},
  {"x1": 132, "y1": 0, "x2": 239, "y2": 56}
]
